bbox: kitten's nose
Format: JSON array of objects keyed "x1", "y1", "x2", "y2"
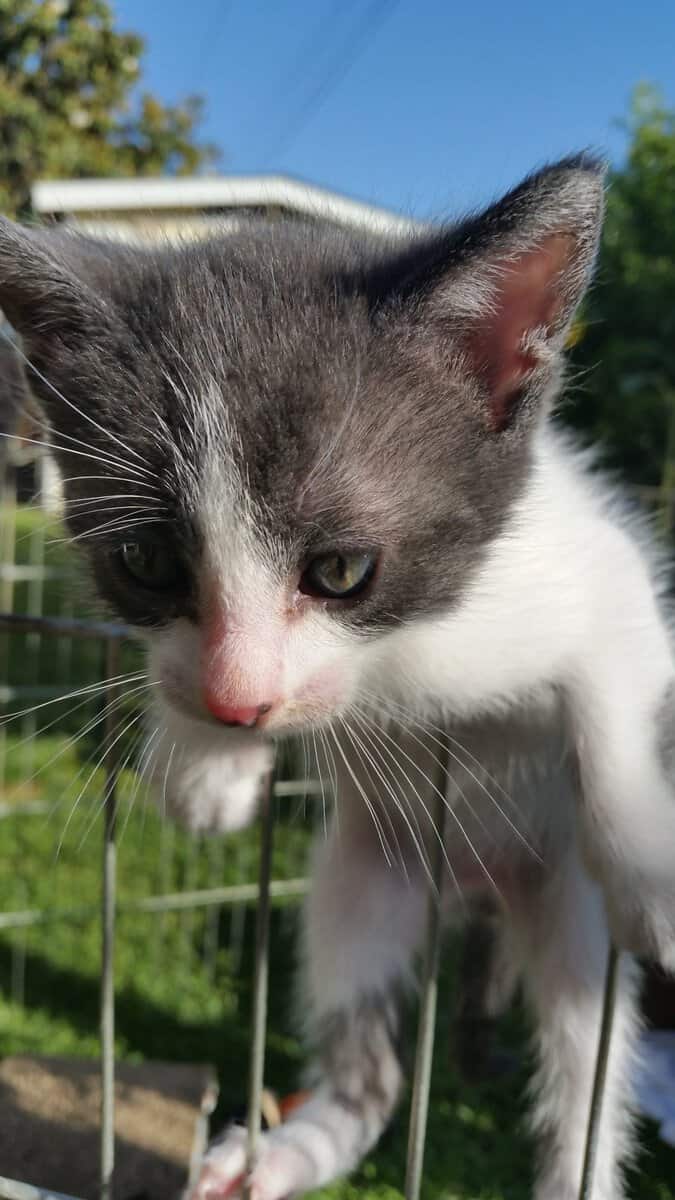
[{"x1": 205, "y1": 696, "x2": 272, "y2": 727}]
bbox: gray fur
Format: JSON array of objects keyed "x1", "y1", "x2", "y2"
[
  {"x1": 315, "y1": 999, "x2": 402, "y2": 1140},
  {"x1": 0, "y1": 156, "x2": 603, "y2": 632}
]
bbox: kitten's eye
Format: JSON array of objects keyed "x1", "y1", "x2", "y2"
[
  {"x1": 118, "y1": 540, "x2": 181, "y2": 590},
  {"x1": 300, "y1": 551, "x2": 377, "y2": 600}
]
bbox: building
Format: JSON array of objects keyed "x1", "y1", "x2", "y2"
[{"x1": 31, "y1": 173, "x2": 419, "y2": 243}]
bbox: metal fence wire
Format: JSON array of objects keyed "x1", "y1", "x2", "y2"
[
  {"x1": 0, "y1": 610, "x2": 619, "y2": 1200},
  {"x1": 0, "y1": 450, "x2": 621, "y2": 1200}
]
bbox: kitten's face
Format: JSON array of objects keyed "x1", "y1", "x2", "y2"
[
  {"x1": 0, "y1": 158, "x2": 603, "y2": 742},
  {"x1": 47, "y1": 239, "x2": 516, "y2": 737}
]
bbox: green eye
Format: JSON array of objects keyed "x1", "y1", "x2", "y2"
[
  {"x1": 300, "y1": 551, "x2": 377, "y2": 600},
  {"x1": 118, "y1": 540, "x2": 180, "y2": 590}
]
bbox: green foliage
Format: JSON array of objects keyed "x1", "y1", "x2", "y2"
[
  {"x1": 0, "y1": 0, "x2": 219, "y2": 218},
  {"x1": 561, "y1": 85, "x2": 675, "y2": 490}
]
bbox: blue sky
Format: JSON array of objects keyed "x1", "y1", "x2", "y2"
[{"x1": 114, "y1": 0, "x2": 675, "y2": 221}]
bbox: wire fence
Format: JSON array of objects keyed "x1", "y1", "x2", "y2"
[
  {"x1": 0, "y1": 612, "x2": 620, "y2": 1200},
  {"x1": 0, "y1": 454, "x2": 641, "y2": 1200}
]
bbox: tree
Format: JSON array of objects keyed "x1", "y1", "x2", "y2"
[
  {"x1": 560, "y1": 86, "x2": 675, "y2": 492},
  {"x1": 0, "y1": 0, "x2": 219, "y2": 218}
]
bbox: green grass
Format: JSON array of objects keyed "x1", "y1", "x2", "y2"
[
  {"x1": 0, "y1": 504, "x2": 674, "y2": 1198},
  {"x1": 1, "y1": 745, "x2": 674, "y2": 1200}
]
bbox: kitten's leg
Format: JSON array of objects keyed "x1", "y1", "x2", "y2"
[
  {"x1": 509, "y1": 850, "x2": 641, "y2": 1200},
  {"x1": 190, "y1": 813, "x2": 427, "y2": 1200},
  {"x1": 569, "y1": 634, "x2": 675, "y2": 970}
]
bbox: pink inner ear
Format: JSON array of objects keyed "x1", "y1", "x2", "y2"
[{"x1": 467, "y1": 232, "x2": 576, "y2": 432}]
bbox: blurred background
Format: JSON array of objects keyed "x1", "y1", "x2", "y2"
[{"x1": 0, "y1": 3, "x2": 674, "y2": 1199}]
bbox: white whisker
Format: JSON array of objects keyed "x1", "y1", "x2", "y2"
[
  {"x1": 56, "y1": 707, "x2": 146, "y2": 857},
  {"x1": 327, "y1": 722, "x2": 395, "y2": 868},
  {"x1": 49, "y1": 515, "x2": 165, "y2": 545},
  {"x1": 1, "y1": 329, "x2": 157, "y2": 475},
  {"x1": 338, "y1": 715, "x2": 414, "y2": 883},
  {"x1": 354, "y1": 706, "x2": 502, "y2": 901},
  {"x1": 348, "y1": 708, "x2": 463, "y2": 901},
  {"x1": 0, "y1": 429, "x2": 156, "y2": 480},
  {"x1": 160, "y1": 739, "x2": 177, "y2": 822},
  {"x1": 347, "y1": 709, "x2": 432, "y2": 881},
  {"x1": 0, "y1": 671, "x2": 148, "y2": 728}
]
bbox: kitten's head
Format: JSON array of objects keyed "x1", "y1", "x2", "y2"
[{"x1": 0, "y1": 158, "x2": 603, "y2": 746}]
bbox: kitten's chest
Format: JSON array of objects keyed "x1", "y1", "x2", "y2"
[{"x1": 330, "y1": 697, "x2": 575, "y2": 889}]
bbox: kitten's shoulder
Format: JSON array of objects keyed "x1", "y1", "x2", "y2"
[{"x1": 532, "y1": 425, "x2": 672, "y2": 602}]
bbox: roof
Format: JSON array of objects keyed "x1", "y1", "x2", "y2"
[{"x1": 31, "y1": 174, "x2": 422, "y2": 238}]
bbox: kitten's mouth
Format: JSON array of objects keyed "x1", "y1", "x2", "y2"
[
  {"x1": 204, "y1": 696, "x2": 273, "y2": 729},
  {"x1": 176, "y1": 691, "x2": 347, "y2": 739},
  {"x1": 158, "y1": 659, "x2": 352, "y2": 737}
]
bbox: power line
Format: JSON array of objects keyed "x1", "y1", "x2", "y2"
[
  {"x1": 261, "y1": 0, "x2": 403, "y2": 166},
  {"x1": 266, "y1": 0, "x2": 359, "y2": 112},
  {"x1": 190, "y1": 0, "x2": 232, "y2": 94}
]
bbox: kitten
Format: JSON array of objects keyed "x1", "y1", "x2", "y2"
[{"x1": 1, "y1": 156, "x2": 674, "y2": 1200}]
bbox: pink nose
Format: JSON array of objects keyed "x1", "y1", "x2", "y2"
[{"x1": 205, "y1": 696, "x2": 272, "y2": 727}]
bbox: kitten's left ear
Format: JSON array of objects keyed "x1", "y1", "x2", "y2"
[
  {"x1": 376, "y1": 155, "x2": 605, "y2": 433},
  {"x1": 0, "y1": 217, "x2": 112, "y2": 355}
]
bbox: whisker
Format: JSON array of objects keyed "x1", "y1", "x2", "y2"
[
  {"x1": 347, "y1": 709, "x2": 432, "y2": 881},
  {"x1": 57, "y1": 707, "x2": 146, "y2": 856},
  {"x1": 57, "y1": 473, "x2": 162, "y2": 491},
  {"x1": 0, "y1": 671, "x2": 148, "y2": 728},
  {"x1": 49, "y1": 515, "x2": 166, "y2": 545},
  {"x1": 49, "y1": 503, "x2": 165, "y2": 528},
  {"x1": 354, "y1": 698, "x2": 538, "y2": 861},
  {"x1": 4, "y1": 415, "x2": 158, "y2": 484},
  {"x1": 338, "y1": 716, "x2": 405, "y2": 856},
  {"x1": 38, "y1": 688, "x2": 152, "y2": 833},
  {"x1": 348, "y1": 709, "x2": 460, "y2": 901},
  {"x1": 75, "y1": 716, "x2": 150, "y2": 852},
  {"x1": 338, "y1": 716, "x2": 413, "y2": 883},
  {"x1": 310, "y1": 729, "x2": 329, "y2": 837},
  {"x1": 4, "y1": 678, "x2": 145, "y2": 757},
  {"x1": 160, "y1": 738, "x2": 177, "y2": 822},
  {"x1": 354, "y1": 707, "x2": 502, "y2": 902},
  {"x1": 359, "y1": 687, "x2": 529, "y2": 829},
  {"x1": 0, "y1": 429, "x2": 158, "y2": 481},
  {"x1": 1, "y1": 329, "x2": 157, "y2": 474},
  {"x1": 65, "y1": 493, "x2": 167, "y2": 509},
  {"x1": 28, "y1": 681, "x2": 157, "y2": 798},
  {"x1": 318, "y1": 723, "x2": 341, "y2": 844},
  {"x1": 327, "y1": 722, "x2": 395, "y2": 868},
  {"x1": 8, "y1": 503, "x2": 160, "y2": 551},
  {"x1": 116, "y1": 724, "x2": 162, "y2": 847}
]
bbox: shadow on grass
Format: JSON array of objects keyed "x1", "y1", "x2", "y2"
[
  {"x1": 1, "y1": 915, "x2": 674, "y2": 1200},
  {"x1": 0, "y1": 908, "x2": 299, "y2": 1106}
]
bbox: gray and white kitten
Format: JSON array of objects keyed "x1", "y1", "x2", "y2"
[{"x1": 1, "y1": 157, "x2": 674, "y2": 1200}]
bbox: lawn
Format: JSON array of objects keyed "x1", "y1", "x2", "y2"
[
  {"x1": 1, "y1": 736, "x2": 674, "y2": 1200},
  {"x1": 0, "y1": 504, "x2": 674, "y2": 1199}
]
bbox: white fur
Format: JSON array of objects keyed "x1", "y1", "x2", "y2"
[{"x1": 160, "y1": 428, "x2": 675, "y2": 1200}]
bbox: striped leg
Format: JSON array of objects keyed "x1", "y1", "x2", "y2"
[{"x1": 190, "y1": 811, "x2": 427, "y2": 1200}]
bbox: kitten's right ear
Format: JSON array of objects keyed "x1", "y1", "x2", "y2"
[{"x1": 0, "y1": 217, "x2": 109, "y2": 354}]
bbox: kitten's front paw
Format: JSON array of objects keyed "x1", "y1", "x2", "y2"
[
  {"x1": 189, "y1": 1126, "x2": 248, "y2": 1200},
  {"x1": 189, "y1": 1127, "x2": 312, "y2": 1200},
  {"x1": 602, "y1": 871, "x2": 675, "y2": 972}
]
